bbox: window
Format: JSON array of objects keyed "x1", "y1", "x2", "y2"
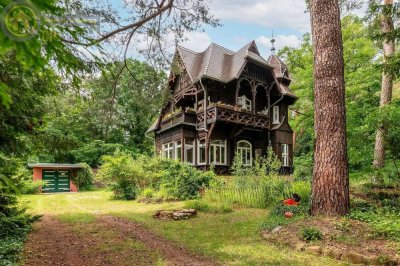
[
  {"x1": 197, "y1": 139, "x2": 206, "y2": 164},
  {"x1": 272, "y1": 105, "x2": 280, "y2": 124},
  {"x1": 162, "y1": 142, "x2": 174, "y2": 159},
  {"x1": 282, "y1": 144, "x2": 289, "y2": 167},
  {"x1": 184, "y1": 139, "x2": 194, "y2": 164},
  {"x1": 210, "y1": 140, "x2": 227, "y2": 165},
  {"x1": 175, "y1": 140, "x2": 182, "y2": 160},
  {"x1": 237, "y1": 140, "x2": 252, "y2": 166},
  {"x1": 238, "y1": 95, "x2": 252, "y2": 111}
]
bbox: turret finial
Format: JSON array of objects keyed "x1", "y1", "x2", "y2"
[{"x1": 270, "y1": 30, "x2": 276, "y2": 55}]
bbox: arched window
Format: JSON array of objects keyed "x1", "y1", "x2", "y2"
[{"x1": 237, "y1": 140, "x2": 252, "y2": 166}]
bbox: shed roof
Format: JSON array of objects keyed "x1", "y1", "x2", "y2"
[{"x1": 27, "y1": 163, "x2": 84, "y2": 169}]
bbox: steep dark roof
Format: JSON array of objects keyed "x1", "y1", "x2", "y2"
[
  {"x1": 176, "y1": 41, "x2": 272, "y2": 83},
  {"x1": 146, "y1": 117, "x2": 160, "y2": 134},
  {"x1": 278, "y1": 83, "x2": 296, "y2": 98},
  {"x1": 267, "y1": 55, "x2": 290, "y2": 79}
]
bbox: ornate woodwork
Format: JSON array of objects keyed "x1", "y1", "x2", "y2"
[{"x1": 197, "y1": 106, "x2": 269, "y2": 129}]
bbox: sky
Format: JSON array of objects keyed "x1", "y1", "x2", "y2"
[
  {"x1": 180, "y1": 0, "x2": 310, "y2": 58},
  {"x1": 105, "y1": 0, "x2": 373, "y2": 61}
]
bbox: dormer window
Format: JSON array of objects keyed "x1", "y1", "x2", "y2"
[
  {"x1": 272, "y1": 105, "x2": 280, "y2": 124},
  {"x1": 238, "y1": 95, "x2": 252, "y2": 111}
]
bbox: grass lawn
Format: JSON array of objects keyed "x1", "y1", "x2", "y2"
[{"x1": 20, "y1": 190, "x2": 346, "y2": 265}]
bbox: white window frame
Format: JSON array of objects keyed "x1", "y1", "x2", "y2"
[
  {"x1": 238, "y1": 95, "x2": 252, "y2": 111},
  {"x1": 162, "y1": 142, "x2": 174, "y2": 159},
  {"x1": 197, "y1": 139, "x2": 206, "y2": 165},
  {"x1": 272, "y1": 105, "x2": 280, "y2": 124},
  {"x1": 175, "y1": 140, "x2": 182, "y2": 161},
  {"x1": 209, "y1": 140, "x2": 227, "y2": 165},
  {"x1": 237, "y1": 140, "x2": 252, "y2": 166},
  {"x1": 184, "y1": 139, "x2": 195, "y2": 165},
  {"x1": 282, "y1": 144, "x2": 289, "y2": 167}
]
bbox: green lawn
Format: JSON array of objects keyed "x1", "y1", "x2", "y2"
[{"x1": 20, "y1": 190, "x2": 347, "y2": 266}]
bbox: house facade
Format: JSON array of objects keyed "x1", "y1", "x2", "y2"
[{"x1": 147, "y1": 40, "x2": 297, "y2": 174}]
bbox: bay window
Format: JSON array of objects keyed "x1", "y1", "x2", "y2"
[
  {"x1": 175, "y1": 140, "x2": 182, "y2": 160},
  {"x1": 184, "y1": 139, "x2": 194, "y2": 164},
  {"x1": 162, "y1": 142, "x2": 174, "y2": 159},
  {"x1": 197, "y1": 139, "x2": 206, "y2": 165}
]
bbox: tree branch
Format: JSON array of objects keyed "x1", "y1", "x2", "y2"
[{"x1": 61, "y1": 0, "x2": 174, "y2": 46}]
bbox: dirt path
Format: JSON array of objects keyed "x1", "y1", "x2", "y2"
[{"x1": 23, "y1": 215, "x2": 218, "y2": 266}]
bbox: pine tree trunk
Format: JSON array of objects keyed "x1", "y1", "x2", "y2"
[
  {"x1": 373, "y1": 0, "x2": 395, "y2": 168},
  {"x1": 310, "y1": 0, "x2": 349, "y2": 216}
]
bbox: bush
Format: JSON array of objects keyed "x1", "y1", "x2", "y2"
[
  {"x1": 98, "y1": 151, "x2": 216, "y2": 200},
  {"x1": 72, "y1": 163, "x2": 94, "y2": 190},
  {"x1": 110, "y1": 180, "x2": 138, "y2": 200},
  {"x1": 300, "y1": 227, "x2": 323, "y2": 241},
  {"x1": 19, "y1": 180, "x2": 46, "y2": 194},
  {"x1": 142, "y1": 187, "x2": 154, "y2": 199},
  {"x1": 293, "y1": 155, "x2": 313, "y2": 181},
  {"x1": 0, "y1": 193, "x2": 40, "y2": 265},
  {"x1": 157, "y1": 159, "x2": 215, "y2": 200}
]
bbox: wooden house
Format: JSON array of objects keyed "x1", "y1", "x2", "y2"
[{"x1": 147, "y1": 40, "x2": 297, "y2": 174}]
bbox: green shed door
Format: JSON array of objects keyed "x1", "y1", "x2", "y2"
[{"x1": 42, "y1": 170, "x2": 70, "y2": 192}]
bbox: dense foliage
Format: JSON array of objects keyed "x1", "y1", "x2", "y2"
[
  {"x1": 0, "y1": 193, "x2": 39, "y2": 265},
  {"x1": 281, "y1": 16, "x2": 400, "y2": 177},
  {"x1": 71, "y1": 163, "x2": 94, "y2": 191},
  {"x1": 98, "y1": 151, "x2": 215, "y2": 200},
  {"x1": 34, "y1": 60, "x2": 166, "y2": 165}
]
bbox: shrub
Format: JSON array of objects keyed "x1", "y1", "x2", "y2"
[
  {"x1": 293, "y1": 155, "x2": 313, "y2": 181},
  {"x1": 142, "y1": 188, "x2": 154, "y2": 198},
  {"x1": 19, "y1": 180, "x2": 46, "y2": 194},
  {"x1": 110, "y1": 180, "x2": 138, "y2": 200},
  {"x1": 301, "y1": 227, "x2": 323, "y2": 241},
  {"x1": 98, "y1": 151, "x2": 216, "y2": 200},
  {"x1": 157, "y1": 160, "x2": 215, "y2": 200},
  {"x1": 0, "y1": 193, "x2": 40, "y2": 265},
  {"x1": 72, "y1": 163, "x2": 94, "y2": 190}
]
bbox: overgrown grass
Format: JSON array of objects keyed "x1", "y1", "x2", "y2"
[
  {"x1": 20, "y1": 190, "x2": 342, "y2": 265},
  {"x1": 348, "y1": 197, "x2": 400, "y2": 242}
]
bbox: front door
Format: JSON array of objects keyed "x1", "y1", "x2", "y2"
[{"x1": 42, "y1": 170, "x2": 70, "y2": 192}]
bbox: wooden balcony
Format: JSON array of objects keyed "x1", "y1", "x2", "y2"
[
  {"x1": 160, "y1": 110, "x2": 196, "y2": 131},
  {"x1": 197, "y1": 104, "x2": 270, "y2": 129}
]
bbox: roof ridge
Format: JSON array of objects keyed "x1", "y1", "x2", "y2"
[
  {"x1": 177, "y1": 45, "x2": 201, "y2": 54},
  {"x1": 209, "y1": 42, "x2": 235, "y2": 54},
  {"x1": 235, "y1": 40, "x2": 255, "y2": 54},
  {"x1": 203, "y1": 44, "x2": 214, "y2": 75}
]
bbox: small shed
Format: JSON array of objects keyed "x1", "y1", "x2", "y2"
[{"x1": 28, "y1": 163, "x2": 83, "y2": 192}]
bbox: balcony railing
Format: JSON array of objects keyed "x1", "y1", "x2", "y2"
[
  {"x1": 160, "y1": 110, "x2": 196, "y2": 131},
  {"x1": 197, "y1": 104, "x2": 269, "y2": 129}
]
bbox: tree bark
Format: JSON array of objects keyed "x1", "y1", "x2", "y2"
[
  {"x1": 310, "y1": 0, "x2": 349, "y2": 216},
  {"x1": 373, "y1": 0, "x2": 395, "y2": 168}
]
